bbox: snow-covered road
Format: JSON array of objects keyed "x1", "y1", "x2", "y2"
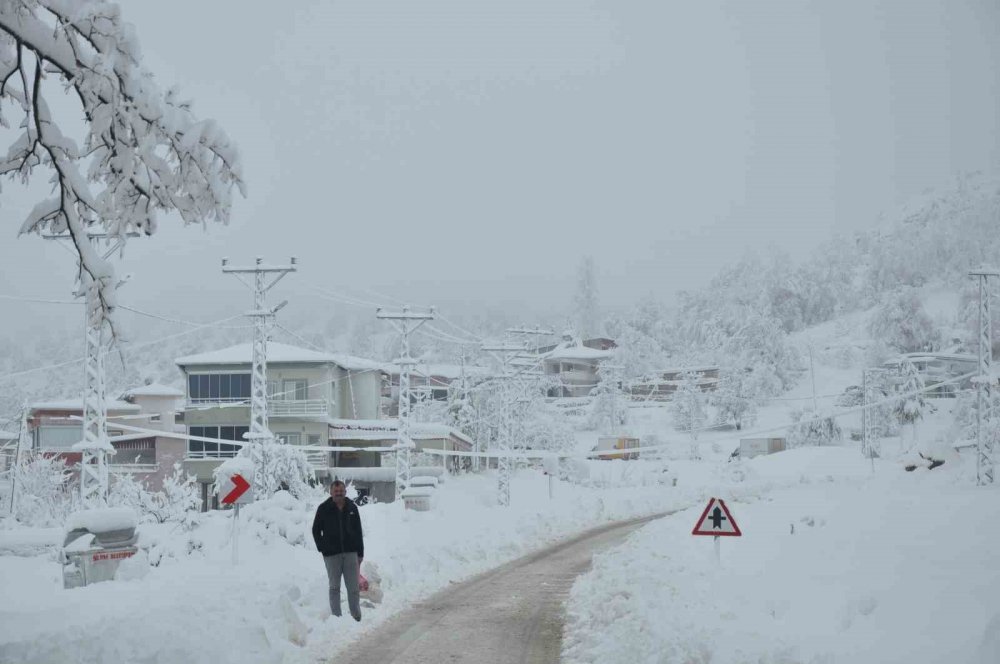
[{"x1": 337, "y1": 512, "x2": 674, "y2": 664}]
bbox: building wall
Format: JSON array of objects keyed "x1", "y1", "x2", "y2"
[{"x1": 335, "y1": 369, "x2": 382, "y2": 420}]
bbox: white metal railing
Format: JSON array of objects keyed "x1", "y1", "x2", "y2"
[
  {"x1": 186, "y1": 450, "x2": 240, "y2": 460},
  {"x1": 109, "y1": 463, "x2": 159, "y2": 473},
  {"x1": 305, "y1": 450, "x2": 329, "y2": 469},
  {"x1": 269, "y1": 399, "x2": 330, "y2": 416}
]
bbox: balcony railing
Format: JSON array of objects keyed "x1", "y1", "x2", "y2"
[
  {"x1": 305, "y1": 450, "x2": 329, "y2": 470},
  {"x1": 109, "y1": 463, "x2": 159, "y2": 473},
  {"x1": 269, "y1": 399, "x2": 330, "y2": 416}
]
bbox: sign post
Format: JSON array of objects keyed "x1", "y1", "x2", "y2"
[
  {"x1": 219, "y1": 473, "x2": 252, "y2": 565},
  {"x1": 692, "y1": 497, "x2": 742, "y2": 565}
]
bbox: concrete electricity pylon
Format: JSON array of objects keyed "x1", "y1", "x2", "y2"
[
  {"x1": 222, "y1": 257, "x2": 296, "y2": 494},
  {"x1": 377, "y1": 305, "x2": 435, "y2": 500},
  {"x1": 44, "y1": 231, "x2": 134, "y2": 505},
  {"x1": 970, "y1": 268, "x2": 998, "y2": 485}
]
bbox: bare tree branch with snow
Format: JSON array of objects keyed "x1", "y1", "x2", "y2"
[{"x1": 0, "y1": 0, "x2": 245, "y2": 336}]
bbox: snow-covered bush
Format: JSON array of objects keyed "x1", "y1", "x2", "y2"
[
  {"x1": 239, "y1": 439, "x2": 314, "y2": 499},
  {"x1": 788, "y1": 409, "x2": 843, "y2": 447},
  {"x1": 108, "y1": 464, "x2": 200, "y2": 524},
  {"x1": 6, "y1": 454, "x2": 74, "y2": 526}
]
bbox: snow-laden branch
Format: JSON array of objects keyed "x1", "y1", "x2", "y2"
[{"x1": 0, "y1": 0, "x2": 245, "y2": 337}]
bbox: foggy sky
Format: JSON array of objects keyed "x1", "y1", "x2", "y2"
[{"x1": 1, "y1": 0, "x2": 998, "y2": 338}]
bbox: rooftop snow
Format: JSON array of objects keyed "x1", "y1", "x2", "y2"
[
  {"x1": 543, "y1": 343, "x2": 614, "y2": 361},
  {"x1": 122, "y1": 383, "x2": 184, "y2": 398},
  {"x1": 175, "y1": 342, "x2": 386, "y2": 371},
  {"x1": 30, "y1": 400, "x2": 140, "y2": 413}
]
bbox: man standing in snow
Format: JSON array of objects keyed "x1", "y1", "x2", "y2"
[{"x1": 312, "y1": 480, "x2": 364, "y2": 621}]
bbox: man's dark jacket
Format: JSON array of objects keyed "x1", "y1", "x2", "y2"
[{"x1": 312, "y1": 497, "x2": 364, "y2": 559}]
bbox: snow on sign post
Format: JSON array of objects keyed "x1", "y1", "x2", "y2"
[
  {"x1": 219, "y1": 473, "x2": 252, "y2": 564},
  {"x1": 692, "y1": 498, "x2": 742, "y2": 565}
]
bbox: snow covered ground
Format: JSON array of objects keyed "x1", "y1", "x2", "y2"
[
  {"x1": 0, "y1": 470, "x2": 682, "y2": 664},
  {"x1": 562, "y1": 444, "x2": 1000, "y2": 664}
]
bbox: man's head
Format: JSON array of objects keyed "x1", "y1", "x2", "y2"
[{"x1": 330, "y1": 480, "x2": 346, "y2": 501}]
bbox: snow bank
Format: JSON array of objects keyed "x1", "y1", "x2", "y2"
[
  {"x1": 0, "y1": 470, "x2": 681, "y2": 664},
  {"x1": 65, "y1": 508, "x2": 137, "y2": 534},
  {"x1": 563, "y1": 451, "x2": 1000, "y2": 664}
]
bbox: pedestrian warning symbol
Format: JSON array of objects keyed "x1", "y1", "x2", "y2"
[{"x1": 692, "y1": 498, "x2": 742, "y2": 537}]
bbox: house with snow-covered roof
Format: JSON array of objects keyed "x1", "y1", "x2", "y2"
[
  {"x1": 538, "y1": 335, "x2": 617, "y2": 398},
  {"x1": 173, "y1": 341, "x2": 477, "y2": 504},
  {"x1": 381, "y1": 362, "x2": 492, "y2": 416},
  {"x1": 26, "y1": 384, "x2": 188, "y2": 492},
  {"x1": 175, "y1": 342, "x2": 386, "y2": 489}
]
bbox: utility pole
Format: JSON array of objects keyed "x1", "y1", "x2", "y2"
[
  {"x1": 222, "y1": 257, "x2": 296, "y2": 496},
  {"x1": 377, "y1": 305, "x2": 436, "y2": 500},
  {"x1": 482, "y1": 340, "x2": 531, "y2": 506},
  {"x1": 970, "y1": 268, "x2": 998, "y2": 485},
  {"x1": 808, "y1": 339, "x2": 819, "y2": 412},
  {"x1": 862, "y1": 368, "x2": 886, "y2": 463},
  {"x1": 44, "y1": 231, "x2": 134, "y2": 506}
]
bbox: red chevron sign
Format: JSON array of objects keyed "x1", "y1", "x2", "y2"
[{"x1": 221, "y1": 473, "x2": 251, "y2": 505}]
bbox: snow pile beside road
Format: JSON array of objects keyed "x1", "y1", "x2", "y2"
[
  {"x1": 0, "y1": 470, "x2": 680, "y2": 664},
  {"x1": 563, "y1": 449, "x2": 1000, "y2": 664}
]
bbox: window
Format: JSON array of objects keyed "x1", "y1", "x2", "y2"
[
  {"x1": 431, "y1": 388, "x2": 448, "y2": 401},
  {"x1": 188, "y1": 425, "x2": 246, "y2": 458},
  {"x1": 281, "y1": 379, "x2": 308, "y2": 401},
  {"x1": 278, "y1": 432, "x2": 301, "y2": 445},
  {"x1": 36, "y1": 425, "x2": 82, "y2": 450},
  {"x1": 188, "y1": 374, "x2": 252, "y2": 403}
]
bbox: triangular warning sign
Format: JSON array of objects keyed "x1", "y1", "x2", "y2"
[{"x1": 692, "y1": 498, "x2": 742, "y2": 537}]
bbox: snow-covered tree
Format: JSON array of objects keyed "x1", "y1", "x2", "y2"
[
  {"x1": 0, "y1": 1, "x2": 244, "y2": 331},
  {"x1": 573, "y1": 256, "x2": 600, "y2": 339},
  {"x1": 602, "y1": 320, "x2": 666, "y2": 381},
  {"x1": 711, "y1": 368, "x2": 759, "y2": 431},
  {"x1": 587, "y1": 364, "x2": 628, "y2": 433},
  {"x1": 868, "y1": 288, "x2": 940, "y2": 354},
  {"x1": 788, "y1": 408, "x2": 842, "y2": 447},
  {"x1": 671, "y1": 371, "x2": 707, "y2": 440},
  {"x1": 894, "y1": 359, "x2": 926, "y2": 450},
  {"x1": 240, "y1": 440, "x2": 313, "y2": 499}
]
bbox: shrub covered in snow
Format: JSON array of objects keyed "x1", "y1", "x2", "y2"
[
  {"x1": 788, "y1": 408, "x2": 843, "y2": 447},
  {"x1": 5, "y1": 454, "x2": 75, "y2": 527}
]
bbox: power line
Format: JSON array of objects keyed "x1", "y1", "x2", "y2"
[
  {"x1": 0, "y1": 294, "x2": 82, "y2": 305},
  {"x1": 0, "y1": 314, "x2": 248, "y2": 384}
]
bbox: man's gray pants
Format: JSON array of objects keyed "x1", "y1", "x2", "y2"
[{"x1": 323, "y1": 552, "x2": 361, "y2": 620}]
